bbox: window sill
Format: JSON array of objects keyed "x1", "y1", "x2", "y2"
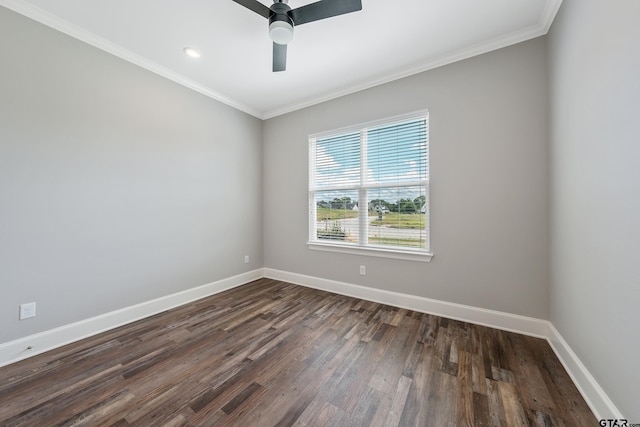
[{"x1": 308, "y1": 242, "x2": 433, "y2": 262}]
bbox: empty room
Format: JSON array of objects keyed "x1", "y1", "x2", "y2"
[{"x1": 0, "y1": 0, "x2": 638, "y2": 425}]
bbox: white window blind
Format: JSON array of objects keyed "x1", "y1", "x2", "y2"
[{"x1": 309, "y1": 111, "x2": 430, "y2": 259}]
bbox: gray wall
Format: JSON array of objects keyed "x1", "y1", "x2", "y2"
[
  {"x1": 3, "y1": 0, "x2": 636, "y2": 417},
  {"x1": 548, "y1": 0, "x2": 640, "y2": 419},
  {"x1": 0, "y1": 7, "x2": 263, "y2": 343},
  {"x1": 263, "y1": 37, "x2": 550, "y2": 319}
]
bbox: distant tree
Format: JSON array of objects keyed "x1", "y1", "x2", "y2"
[
  {"x1": 398, "y1": 198, "x2": 417, "y2": 213},
  {"x1": 330, "y1": 197, "x2": 352, "y2": 209},
  {"x1": 413, "y1": 195, "x2": 426, "y2": 211}
]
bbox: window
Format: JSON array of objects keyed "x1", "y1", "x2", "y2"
[{"x1": 308, "y1": 111, "x2": 432, "y2": 261}]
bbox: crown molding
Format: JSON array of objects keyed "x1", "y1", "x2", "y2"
[
  {"x1": 1, "y1": 0, "x2": 562, "y2": 121},
  {"x1": 0, "y1": 0, "x2": 263, "y2": 118},
  {"x1": 262, "y1": 0, "x2": 563, "y2": 119},
  {"x1": 540, "y1": 0, "x2": 564, "y2": 33}
]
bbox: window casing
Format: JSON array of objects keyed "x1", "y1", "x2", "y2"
[{"x1": 308, "y1": 111, "x2": 432, "y2": 262}]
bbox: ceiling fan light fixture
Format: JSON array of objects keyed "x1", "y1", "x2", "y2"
[
  {"x1": 233, "y1": 0, "x2": 363, "y2": 71},
  {"x1": 269, "y1": 16, "x2": 294, "y2": 45}
]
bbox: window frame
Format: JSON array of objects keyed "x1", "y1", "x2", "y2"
[{"x1": 307, "y1": 110, "x2": 433, "y2": 262}]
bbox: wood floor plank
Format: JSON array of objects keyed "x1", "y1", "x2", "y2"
[
  {"x1": 500, "y1": 381, "x2": 530, "y2": 427},
  {"x1": 472, "y1": 391, "x2": 491, "y2": 426},
  {"x1": 457, "y1": 350, "x2": 475, "y2": 427},
  {"x1": 0, "y1": 279, "x2": 596, "y2": 426},
  {"x1": 397, "y1": 341, "x2": 435, "y2": 425},
  {"x1": 383, "y1": 375, "x2": 411, "y2": 426},
  {"x1": 486, "y1": 378, "x2": 509, "y2": 427}
]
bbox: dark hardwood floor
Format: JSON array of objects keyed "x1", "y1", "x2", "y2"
[{"x1": 0, "y1": 278, "x2": 596, "y2": 426}]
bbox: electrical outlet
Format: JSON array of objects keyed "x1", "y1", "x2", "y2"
[
  {"x1": 244, "y1": 255, "x2": 249, "y2": 264},
  {"x1": 360, "y1": 265, "x2": 366, "y2": 275},
  {"x1": 19, "y1": 302, "x2": 36, "y2": 320}
]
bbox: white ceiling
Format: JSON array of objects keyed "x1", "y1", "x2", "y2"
[{"x1": 1, "y1": 0, "x2": 562, "y2": 119}]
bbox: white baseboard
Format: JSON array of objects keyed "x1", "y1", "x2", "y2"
[
  {"x1": 264, "y1": 268, "x2": 620, "y2": 420},
  {"x1": 263, "y1": 268, "x2": 550, "y2": 338},
  {"x1": 0, "y1": 269, "x2": 263, "y2": 368},
  {"x1": 0, "y1": 267, "x2": 621, "y2": 420},
  {"x1": 546, "y1": 324, "x2": 622, "y2": 420}
]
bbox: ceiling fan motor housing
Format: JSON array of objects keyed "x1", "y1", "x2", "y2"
[
  {"x1": 232, "y1": 0, "x2": 363, "y2": 71},
  {"x1": 269, "y1": 2, "x2": 294, "y2": 45}
]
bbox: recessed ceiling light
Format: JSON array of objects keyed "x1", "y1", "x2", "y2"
[{"x1": 183, "y1": 47, "x2": 201, "y2": 59}]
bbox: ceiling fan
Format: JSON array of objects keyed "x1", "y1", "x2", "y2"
[{"x1": 232, "y1": 0, "x2": 363, "y2": 72}]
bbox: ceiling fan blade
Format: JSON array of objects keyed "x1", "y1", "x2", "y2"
[
  {"x1": 273, "y1": 42, "x2": 287, "y2": 72},
  {"x1": 290, "y1": 0, "x2": 362, "y2": 26},
  {"x1": 231, "y1": 0, "x2": 271, "y2": 18}
]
